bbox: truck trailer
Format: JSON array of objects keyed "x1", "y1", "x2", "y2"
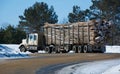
[{"x1": 19, "y1": 20, "x2": 112, "y2": 53}]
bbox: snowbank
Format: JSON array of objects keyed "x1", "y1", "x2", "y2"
[
  {"x1": 0, "y1": 44, "x2": 29, "y2": 59},
  {"x1": 103, "y1": 64, "x2": 120, "y2": 74},
  {"x1": 57, "y1": 45, "x2": 120, "y2": 74},
  {"x1": 1, "y1": 44, "x2": 46, "y2": 54},
  {"x1": 57, "y1": 59, "x2": 120, "y2": 74},
  {"x1": 105, "y1": 45, "x2": 120, "y2": 53},
  {"x1": 1, "y1": 44, "x2": 31, "y2": 54},
  {"x1": 0, "y1": 44, "x2": 46, "y2": 59},
  {"x1": 38, "y1": 50, "x2": 46, "y2": 53}
]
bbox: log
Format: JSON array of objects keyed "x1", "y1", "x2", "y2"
[{"x1": 44, "y1": 20, "x2": 112, "y2": 45}]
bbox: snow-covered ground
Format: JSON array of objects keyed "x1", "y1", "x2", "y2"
[
  {"x1": 0, "y1": 44, "x2": 120, "y2": 73},
  {"x1": 106, "y1": 45, "x2": 120, "y2": 53},
  {"x1": 57, "y1": 59, "x2": 120, "y2": 74},
  {"x1": 56, "y1": 45, "x2": 120, "y2": 74},
  {"x1": 0, "y1": 44, "x2": 29, "y2": 59},
  {"x1": 0, "y1": 44, "x2": 47, "y2": 59}
]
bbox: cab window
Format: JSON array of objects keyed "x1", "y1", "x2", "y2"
[
  {"x1": 29, "y1": 34, "x2": 33, "y2": 40},
  {"x1": 34, "y1": 35, "x2": 37, "y2": 40}
]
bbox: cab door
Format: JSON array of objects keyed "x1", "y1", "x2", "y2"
[
  {"x1": 33, "y1": 33, "x2": 38, "y2": 46},
  {"x1": 28, "y1": 34, "x2": 34, "y2": 45}
]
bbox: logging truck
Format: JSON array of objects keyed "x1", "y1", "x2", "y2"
[{"x1": 19, "y1": 20, "x2": 112, "y2": 53}]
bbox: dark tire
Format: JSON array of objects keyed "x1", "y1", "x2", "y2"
[
  {"x1": 72, "y1": 46, "x2": 78, "y2": 53},
  {"x1": 78, "y1": 46, "x2": 83, "y2": 53},
  {"x1": 83, "y1": 45, "x2": 88, "y2": 53},
  {"x1": 100, "y1": 46, "x2": 106, "y2": 53},
  {"x1": 88, "y1": 45, "x2": 93, "y2": 53},
  {"x1": 45, "y1": 47, "x2": 52, "y2": 53},
  {"x1": 52, "y1": 47, "x2": 56, "y2": 53},
  {"x1": 20, "y1": 46, "x2": 26, "y2": 52}
]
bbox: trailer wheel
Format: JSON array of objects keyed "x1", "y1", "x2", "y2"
[
  {"x1": 78, "y1": 46, "x2": 83, "y2": 53},
  {"x1": 45, "y1": 47, "x2": 52, "y2": 53},
  {"x1": 19, "y1": 46, "x2": 26, "y2": 52},
  {"x1": 72, "y1": 46, "x2": 78, "y2": 53},
  {"x1": 87, "y1": 45, "x2": 92, "y2": 53},
  {"x1": 100, "y1": 46, "x2": 105, "y2": 53},
  {"x1": 52, "y1": 47, "x2": 56, "y2": 53},
  {"x1": 83, "y1": 45, "x2": 88, "y2": 53}
]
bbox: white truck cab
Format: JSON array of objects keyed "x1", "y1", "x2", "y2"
[{"x1": 19, "y1": 33, "x2": 45, "y2": 52}]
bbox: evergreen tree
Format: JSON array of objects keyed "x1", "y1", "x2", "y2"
[
  {"x1": 19, "y1": 2, "x2": 58, "y2": 33},
  {"x1": 90, "y1": 0, "x2": 120, "y2": 21},
  {"x1": 68, "y1": 5, "x2": 86, "y2": 23},
  {"x1": 0, "y1": 25, "x2": 26, "y2": 44},
  {"x1": 89, "y1": 0, "x2": 120, "y2": 45},
  {"x1": 0, "y1": 28, "x2": 5, "y2": 43},
  {"x1": 3, "y1": 25, "x2": 15, "y2": 44},
  {"x1": 14, "y1": 28, "x2": 26, "y2": 44}
]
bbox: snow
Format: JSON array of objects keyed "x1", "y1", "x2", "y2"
[
  {"x1": 0, "y1": 44, "x2": 47, "y2": 59},
  {"x1": 57, "y1": 59, "x2": 120, "y2": 74},
  {"x1": 57, "y1": 45, "x2": 120, "y2": 74},
  {"x1": 0, "y1": 44, "x2": 120, "y2": 73},
  {"x1": 103, "y1": 64, "x2": 120, "y2": 74},
  {"x1": 38, "y1": 50, "x2": 46, "y2": 53},
  {"x1": 0, "y1": 44, "x2": 29, "y2": 59},
  {"x1": 68, "y1": 50, "x2": 75, "y2": 53},
  {"x1": 105, "y1": 45, "x2": 120, "y2": 53}
]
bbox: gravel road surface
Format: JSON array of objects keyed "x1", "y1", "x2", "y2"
[{"x1": 0, "y1": 53, "x2": 120, "y2": 74}]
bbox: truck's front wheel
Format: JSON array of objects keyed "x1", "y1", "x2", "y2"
[{"x1": 19, "y1": 46, "x2": 26, "y2": 52}]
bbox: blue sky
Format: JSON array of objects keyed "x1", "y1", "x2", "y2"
[{"x1": 0, "y1": 0, "x2": 92, "y2": 26}]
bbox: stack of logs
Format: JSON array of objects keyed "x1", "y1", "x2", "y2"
[{"x1": 44, "y1": 20, "x2": 112, "y2": 45}]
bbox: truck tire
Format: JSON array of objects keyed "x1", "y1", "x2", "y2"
[
  {"x1": 83, "y1": 45, "x2": 88, "y2": 53},
  {"x1": 87, "y1": 45, "x2": 92, "y2": 53},
  {"x1": 52, "y1": 47, "x2": 56, "y2": 53},
  {"x1": 45, "y1": 47, "x2": 52, "y2": 53},
  {"x1": 20, "y1": 46, "x2": 26, "y2": 52},
  {"x1": 100, "y1": 46, "x2": 105, "y2": 53},
  {"x1": 72, "y1": 46, "x2": 78, "y2": 53},
  {"x1": 78, "y1": 46, "x2": 83, "y2": 53}
]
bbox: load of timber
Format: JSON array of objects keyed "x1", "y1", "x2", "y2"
[{"x1": 43, "y1": 20, "x2": 112, "y2": 46}]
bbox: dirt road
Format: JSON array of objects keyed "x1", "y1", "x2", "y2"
[{"x1": 0, "y1": 53, "x2": 120, "y2": 74}]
